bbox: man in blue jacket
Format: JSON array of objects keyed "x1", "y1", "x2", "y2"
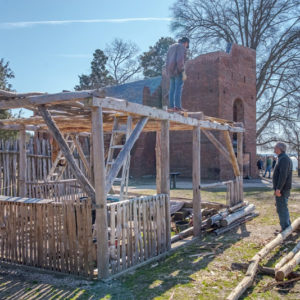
[
  {"x1": 166, "y1": 37, "x2": 189, "y2": 111},
  {"x1": 272, "y1": 142, "x2": 293, "y2": 231}
]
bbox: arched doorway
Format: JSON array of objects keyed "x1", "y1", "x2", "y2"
[
  {"x1": 233, "y1": 98, "x2": 244, "y2": 122},
  {"x1": 232, "y1": 98, "x2": 244, "y2": 152}
]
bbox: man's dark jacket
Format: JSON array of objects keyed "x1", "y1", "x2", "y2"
[{"x1": 272, "y1": 152, "x2": 293, "y2": 193}]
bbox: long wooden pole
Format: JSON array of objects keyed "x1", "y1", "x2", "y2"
[
  {"x1": 227, "y1": 217, "x2": 300, "y2": 300},
  {"x1": 160, "y1": 120, "x2": 171, "y2": 250},
  {"x1": 91, "y1": 105, "x2": 109, "y2": 279},
  {"x1": 105, "y1": 117, "x2": 148, "y2": 195},
  {"x1": 38, "y1": 105, "x2": 95, "y2": 202},
  {"x1": 192, "y1": 125, "x2": 202, "y2": 236},
  {"x1": 237, "y1": 132, "x2": 244, "y2": 202},
  {"x1": 155, "y1": 131, "x2": 162, "y2": 194},
  {"x1": 19, "y1": 125, "x2": 27, "y2": 197},
  {"x1": 223, "y1": 131, "x2": 240, "y2": 177},
  {"x1": 275, "y1": 241, "x2": 300, "y2": 281}
]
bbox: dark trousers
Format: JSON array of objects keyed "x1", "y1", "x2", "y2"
[{"x1": 275, "y1": 191, "x2": 291, "y2": 230}]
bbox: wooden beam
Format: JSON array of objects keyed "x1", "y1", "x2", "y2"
[
  {"x1": 155, "y1": 131, "x2": 162, "y2": 194},
  {"x1": 0, "y1": 124, "x2": 38, "y2": 131},
  {"x1": 223, "y1": 131, "x2": 240, "y2": 177},
  {"x1": 92, "y1": 97, "x2": 244, "y2": 133},
  {"x1": 105, "y1": 117, "x2": 149, "y2": 195},
  {"x1": 93, "y1": 97, "x2": 198, "y2": 126},
  {"x1": 237, "y1": 132, "x2": 243, "y2": 177},
  {"x1": 91, "y1": 105, "x2": 109, "y2": 279},
  {"x1": 160, "y1": 120, "x2": 171, "y2": 250},
  {"x1": 193, "y1": 125, "x2": 202, "y2": 237},
  {"x1": 38, "y1": 105, "x2": 96, "y2": 202},
  {"x1": 19, "y1": 125, "x2": 27, "y2": 197},
  {"x1": 202, "y1": 130, "x2": 231, "y2": 163},
  {"x1": 237, "y1": 132, "x2": 244, "y2": 202},
  {"x1": 0, "y1": 89, "x2": 105, "y2": 109}
]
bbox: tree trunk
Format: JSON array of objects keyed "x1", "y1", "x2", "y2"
[
  {"x1": 275, "y1": 242, "x2": 300, "y2": 281},
  {"x1": 227, "y1": 217, "x2": 300, "y2": 300},
  {"x1": 221, "y1": 204, "x2": 255, "y2": 227}
]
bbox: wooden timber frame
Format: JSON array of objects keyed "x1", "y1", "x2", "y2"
[{"x1": 0, "y1": 89, "x2": 245, "y2": 279}]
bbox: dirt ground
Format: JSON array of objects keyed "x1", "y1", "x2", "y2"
[{"x1": 0, "y1": 186, "x2": 300, "y2": 300}]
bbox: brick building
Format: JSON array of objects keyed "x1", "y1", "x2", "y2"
[{"x1": 107, "y1": 44, "x2": 257, "y2": 180}]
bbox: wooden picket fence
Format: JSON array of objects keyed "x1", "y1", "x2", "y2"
[
  {"x1": 0, "y1": 195, "x2": 95, "y2": 277},
  {"x1": 0, "y1": 137, "x2": 88, "y2": 199},
  {"x1": 26, "y1": 179, "x2": 86, "y2": 202},
  {"x1": 107, "y1": 194, "x2": 169, "y2": 275}
]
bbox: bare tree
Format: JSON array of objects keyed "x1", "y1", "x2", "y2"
[
  {"x1": 105, "y1": 38, "x2": 141, "y2": 84},
  {"x1": 258, "y1": 119, "x2": 300, "y2": 176},
  {"x1": 171, "y1": 0, "x2": 300, "y2": 141}
]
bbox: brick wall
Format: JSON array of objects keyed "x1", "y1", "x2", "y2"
[{"x1": 116, "y1": 44, "x2": 257, "y2": 180}]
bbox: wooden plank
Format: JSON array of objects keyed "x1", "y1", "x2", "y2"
[
  {"x1": 38, "y1": 106, "x2": 95, "y2": 202},
  {"x1": 193, "y1": 125, "x2": 202, "y2": 237},
  {"x1": 105, "y1": 117, "x2": 148, "y2": 195},
  {"x1": 19, "y1": 126, "x2": 27, "y2": 197},
  {"x1": 91, "y1": 104, "x2": 109, "y2": 279},
  {"x1": 223, "y1": 131, "x2": 241, "y2": 177},
  {"x1": 160, "y1": 120, "x2": 171, "y2": 250}
]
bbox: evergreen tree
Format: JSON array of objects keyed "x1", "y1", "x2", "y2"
[
  {"x1": 0, "y1": 58, "x2": 17, "y2": 139},
  {"x1": 75, "y1": 49, "x2": 115, "y2": 90},
  {"x1": 140, "y1": 37, "x2": 176, "y2": 78}
]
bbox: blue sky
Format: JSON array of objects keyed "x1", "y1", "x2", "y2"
[{"x1": 0, "y1": 0, "x2": 175, "y2": 94}]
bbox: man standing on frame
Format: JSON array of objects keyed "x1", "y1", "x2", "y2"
[
  {"x1": 272, "y1": 142, "x2": 293, "y2": 231},
  {"x1": 166, "y1": 37, "x2": 189, "y2": 112}
]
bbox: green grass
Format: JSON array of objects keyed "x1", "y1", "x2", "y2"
[{"x1": 1, "y1": 187, "x2": 300, "y2": 300}]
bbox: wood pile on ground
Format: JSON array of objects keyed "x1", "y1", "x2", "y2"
[
  {"x1": 228, "y1": 217, "x2": 300, "y2": 300},
  {"x1": 170, "y1": 200, "x2": 258, "y2": 243}
]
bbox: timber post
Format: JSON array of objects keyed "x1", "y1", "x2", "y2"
[
  {"x1": 193, "y1": 125, "x2": 202, "y2": 236},
  {"x1": 160, "y1": 120, "x2": 170, "y2": 250},
  {"x1": 237, "y1": 131, "x2": 244, "y2": 202},
  {"x1": 155, "y1": 130, "x2": 162, "y2": 194},
  {"x1": 91, "y1": 102, "x2": 109, "y2": 279},
  {"x1": 19, "y1": 125, "x2": 27, "y2": 197}
]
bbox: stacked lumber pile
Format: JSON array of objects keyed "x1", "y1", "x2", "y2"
[{"x1": 170, "y1": 200, "x2": 257, "y2": 242}]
